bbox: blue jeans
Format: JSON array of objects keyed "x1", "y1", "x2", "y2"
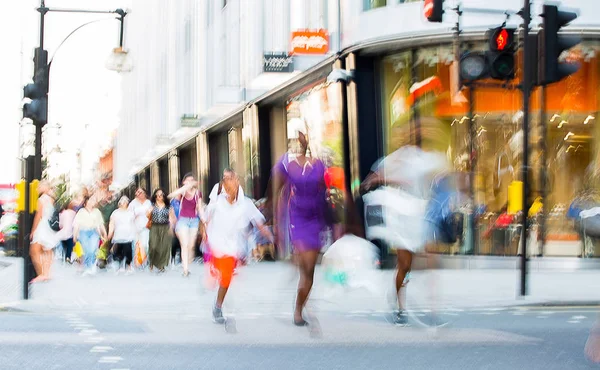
[{"x1": 79, "y1": 229, "x2": 99, "y2": 269}]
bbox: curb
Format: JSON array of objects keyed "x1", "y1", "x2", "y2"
[
  {"x1": 513, "y1": 301, "x2": 600, "y2": 308},
  {"x1": 0, "y1": 301, "x2": 26, "y2": 313}
]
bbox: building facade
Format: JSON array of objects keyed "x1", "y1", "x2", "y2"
[{"x1": 120, "y1": 0, "x2": 600, "y2": 262}]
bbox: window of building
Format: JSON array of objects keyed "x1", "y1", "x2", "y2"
[
  {"x1": 380, "y1": 41, "x2": 600, "y2": 258},
  {"x1": 363, "y1": 0, "x2": 386, "y2": 11}
]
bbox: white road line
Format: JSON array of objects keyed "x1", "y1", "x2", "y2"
[
  {"x1": 98, "y1": 356, "x2": 123, "y2": 364},
  {"x1": 572, "y1": 315, "x2": 587, "y2": 320},
  {"x1": 540, "y1": 311, "x2": 555, "y2": 315},
  {"x1": 444, "y1": 308, "x2": 465, "y2": 312},
  {"x1": 536, "y1": 316, "x2": 549, "y2": 319},
  {"x1": 90, "y1": 346, "x2": 114, "y2": 353},
  {"x1": 71, "y1": 323, "x2": 94, "y2": 328},
  {"x1": 512, "y1": 312, "x2": 525, "y2": 315},
  {"x1": 79, "y1": 329, "x2": 100, "y2": 336},
  {"x1": 85, "y1": 337, "x2": 105, "y2": 343},
  {"x1": 568, "y1": 320, "x2": 581, "y2": 324}
]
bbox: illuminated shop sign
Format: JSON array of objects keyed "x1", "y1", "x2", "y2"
[{"x1": 290, "y1": 29, "x2": 329, "y2": 55}]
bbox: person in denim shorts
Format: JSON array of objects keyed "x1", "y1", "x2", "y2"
[{"x1": 169, "y1": 173, "x2": 202, "y2": 277}]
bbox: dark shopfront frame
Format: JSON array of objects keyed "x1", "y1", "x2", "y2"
[{"x1": 348, "y1": 32, "x2": 600, "y2": 258}]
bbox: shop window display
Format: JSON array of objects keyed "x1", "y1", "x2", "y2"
[{"x1": 380, "y1": 42, "x2": 600, "y2": 258}]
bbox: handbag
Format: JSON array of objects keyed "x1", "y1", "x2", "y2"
[{"x1": 145, "y1": 212, "x2": 153, "y2": 229}]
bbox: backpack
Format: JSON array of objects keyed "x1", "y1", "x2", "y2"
[
  {"x1": 49, "y1": 208, "x2": 60, "y2": 232},
  {"x1": 426, "y1": 175, "x2": 464, "y2": 244}
]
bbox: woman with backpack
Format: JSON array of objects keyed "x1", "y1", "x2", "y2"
[
  {"x1": 168, "y1": 173, "x2": 203, "y2": 277},
  {"x1": 30, "y1": 181, "x2": 60, "y2": 283}
]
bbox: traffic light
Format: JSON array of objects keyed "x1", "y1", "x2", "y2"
[
  {"x1": 486, "y1": 27, "x2": 516, "y2": 80},
  {"x1": 424, "y1": 0, "x2": 443, "y2": 23},
  {"x1": 541, "y1": 5, "x2": 581, "y2": 85},
  {"x1": 23, "y1": 84, "x2": 47, "y2": 123},
  {"x1": 23, "y1": 48, "x2": 48, "y2": 125},
  {"x1": 15, "y1": 181, "x2": 25, "y2": 213},
  {"x1": 29, "y1": 180, "x2": 39, "y2": 213}
]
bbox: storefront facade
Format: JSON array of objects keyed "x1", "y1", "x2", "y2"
[
  {"x1": 132, "y1": 26, "x2": 600, "y2": 263},
  {"x1": 348, "y1": 34, "x2": 600, "y2": 258}
]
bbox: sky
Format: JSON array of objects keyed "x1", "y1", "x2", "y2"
[{"x1": 0, "y1": 0, "x2": 131, "y2": 185}]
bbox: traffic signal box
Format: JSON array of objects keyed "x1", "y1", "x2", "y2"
[
  {"x1": 23, "y1": 48, "x2": 48, "y2": 125},
  {"x1": 15, "y1": 180, "x2": 38, "y2": 214},
  {"x1": 540, "y1": 5, "x2": 581, "y2": 85},
  {"x1": 424, "y1": 0, "x2": 444, "y2": 23},
  {"x1": 486, "y1": 27, "x2": 516, "y2": 80}
]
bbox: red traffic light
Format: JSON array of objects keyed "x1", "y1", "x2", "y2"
[
  {"x1": 424, "y1": 0, "x2": 443, "y2": 23},
  {"x1": 487, "y1": 27, "x2": 515, "y2": 52},
  {"x1": 496, "y1": 29, "x2": 509, "y2": 51}
]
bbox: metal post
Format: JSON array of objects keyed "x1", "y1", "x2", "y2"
[
  {"x1": 22, "y1": 158, "x2": 32, "y2": 299},
  {"x1": 116, "y1": 9, "x2": 127, "y2": 48},
  {"x1": 520, "y1": 0, "x2": 531, "y2": 297},
  {"x1": 468, "y1": 85, "x2": 477, "y2": 254},
  {"x1": 411, "y1": 49, "x2": 421, "y2": 147},
  {"x1": 540, "y1": 84, "x2": 547, "y2": 257}
]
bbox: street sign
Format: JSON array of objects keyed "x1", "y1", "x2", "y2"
[{"x1": 263, "y1": 52, "x2": 294, "y2": 73}]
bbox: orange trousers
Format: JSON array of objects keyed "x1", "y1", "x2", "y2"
[{"x1": 211, "y1": 256, "x2": 237, "y2": 288}]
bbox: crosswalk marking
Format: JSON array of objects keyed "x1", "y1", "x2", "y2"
[
  {"x1": 98, "y1": 356, "x2": 123, "y2": 364},
  {"x1": 90, "y1": 346, "x2": 113, "y2": 353}
]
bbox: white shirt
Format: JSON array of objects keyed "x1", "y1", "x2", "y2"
[
  {"x1": 373, "y1": 146, "x2": 448, "y2": 198},
  {"x1": 110, "y1": 208, "x2": 136, "y2": 243},
  {"x1": 208, "y1": 183, "x2": 245, "y2": 204},
  {"x1": 205, "y1": 195, "x2": 264, "y2": 258},
  {"x1": 128, "y1": 199, "x2": 152, "y2": 231},
  {"x1": 58, "y1": 209, "x2": 76, "y2": 241}
]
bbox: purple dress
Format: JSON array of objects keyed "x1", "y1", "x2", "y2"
[{"x1": 274, "y1": 154, "x2": 329, "y2": 252}]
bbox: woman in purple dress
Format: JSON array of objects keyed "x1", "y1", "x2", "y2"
[{"x1": 270, "y1": 126, "x2": 331, "y2": 326}]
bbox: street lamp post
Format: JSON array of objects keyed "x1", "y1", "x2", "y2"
[{"x1": 20, "y1": 0, "x2": 128, "y2": 299}]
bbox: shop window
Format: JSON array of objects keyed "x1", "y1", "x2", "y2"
[
  {"x1": 363, "y1": 0, "x2": 386, "y2": 11},
  {"x1": 542, "y1": 42, "x2": 600, "y2": 258},
  {"x1": 380, "y1": 41, "x2": 600, "y2": 258},
  {"x1": 381, "y1": 51, "x2": 412, "y2": 155}
]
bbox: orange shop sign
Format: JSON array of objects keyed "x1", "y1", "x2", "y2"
[{"x1": 290, "y1": 29, "x2": 329, "y2": 55}]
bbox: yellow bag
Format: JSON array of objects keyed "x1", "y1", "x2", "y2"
[{"x1": 73, "y1": 242, "x2": 83, "y2": 258}]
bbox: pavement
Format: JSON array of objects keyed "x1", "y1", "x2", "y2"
[
  {"x1": 0, "y1": 257, "x2": 599, "y2": 369},
  {"x1": 1, "y1": 256, "x2": 599, "y2": 314}
]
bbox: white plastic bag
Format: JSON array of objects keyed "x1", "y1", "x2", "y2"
[
  {"x1": 322, "y1": 234, "x2": 379, "y2": 291},
  {"x1": 363, "y1": 186, "x2": 427, "y2": 252}
]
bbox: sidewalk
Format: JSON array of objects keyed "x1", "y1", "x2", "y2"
[{"x1": 0, "y1": 257, "x2": 599, "y2": 314}]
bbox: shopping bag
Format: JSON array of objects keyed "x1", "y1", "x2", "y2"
[
  {"x1": 135, "y1": 241, "x2": 147, "y2": 266},
  {"x1": 73, "y1": 242, "x2": 83, "y2": 258},
  {"x1": 321, "y1": 234, "x2": 379, "y2": 289}
]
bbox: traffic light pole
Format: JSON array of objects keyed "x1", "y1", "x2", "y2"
[
  {"x1": 519, "y1": 0, "x2": 531, "y2": 297},
  {"x1": 20, "y1": 1, "x2": 127, "y2": 298}
]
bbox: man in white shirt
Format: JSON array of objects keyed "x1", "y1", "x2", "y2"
[
  {"x1": 128, "y1": 188, "x2": 152, "y2": 264},
  {"x1": 204, "y1": 171, "x2": 272, "y2": 324},
  {"x1": 208, "y1": 168, "x2": 244, "y2": 204}
]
